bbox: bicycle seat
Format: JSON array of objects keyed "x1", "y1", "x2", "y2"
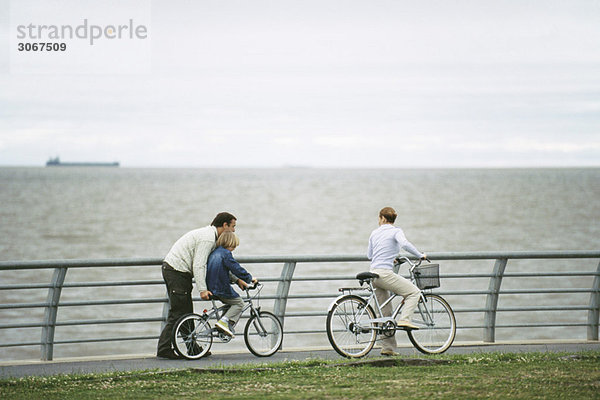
[{"x1": 356, "y1": 272, "x2": 379, "y2": 284}]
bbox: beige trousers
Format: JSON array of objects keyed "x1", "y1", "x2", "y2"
[
  {"x1": 372, "y1": 268, "x2": 421, "y2": 352},
  {"x1": 217, "y1": 296, "x2": 244, "y2": 325}
]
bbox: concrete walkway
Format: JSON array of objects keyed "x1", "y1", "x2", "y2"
[{"x1": 1, "y1": 341, "x2": 598, "y2": 379}]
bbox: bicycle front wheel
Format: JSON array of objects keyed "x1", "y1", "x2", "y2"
[
  {"x1": 172, "y1": 313, "x2": 213, "y2": 359},
  {"x1": 407, "y1": 294, "x2": 456, "y2": 354},
  {"x1": 326, "y1": 295, "x2": 377, "y2": 358},
  {"x1": 244, "y1": 311, "x2": 283, "y2": 357}
]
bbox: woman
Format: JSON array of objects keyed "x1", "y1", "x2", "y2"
[{"x1": 367, "y1": 206, "x2": 428, "y2": 356}]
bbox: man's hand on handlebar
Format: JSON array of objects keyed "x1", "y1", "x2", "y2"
[{"x1": 200, "y1": 290, "x2": 213, "y2": 300}]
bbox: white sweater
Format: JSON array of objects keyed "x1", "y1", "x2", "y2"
[
  {"x1": 367, "y1": 224, "x2": 423, "y2": 271},
  {"x1": 164, "y1": 225, "x2": 218, "y2": 294}
]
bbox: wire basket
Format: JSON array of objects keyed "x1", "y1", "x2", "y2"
[{"x1": 414, "y1": 264, "x2": 440, "y2": 290}]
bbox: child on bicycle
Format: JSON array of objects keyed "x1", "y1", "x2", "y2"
[{"x1": 206, "y1": 231, "x2": 255, "y2": 337}]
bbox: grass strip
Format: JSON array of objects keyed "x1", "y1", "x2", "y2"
[{"x1": 0, "y1": 351, "x2": 598, "y2": 399}]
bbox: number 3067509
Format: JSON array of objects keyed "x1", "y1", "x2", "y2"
[{"x1": 18, "y1": 42, "x2": 67, "y2": 51}]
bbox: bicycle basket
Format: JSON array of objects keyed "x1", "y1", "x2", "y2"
[{"x1": 414, "y1": 264, "x2": 440, "y2": 290}]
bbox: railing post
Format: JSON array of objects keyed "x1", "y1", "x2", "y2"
[
  {"x1": 41, "y1": 267, "x2": 67, "y2": 361},
  {"x1": 484, "y1": 258, "x2": 507, "y2": 343},
  {"x1": 588, "y1": 260, "x2": 600, "y2": 341},
  {"x1": 274, "y1": 262, "x2": 296, "y2": 330}
]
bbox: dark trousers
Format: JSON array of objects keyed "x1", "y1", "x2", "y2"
[{"x1": 157, "y1": 263, "x2": 193, "y2": 355}]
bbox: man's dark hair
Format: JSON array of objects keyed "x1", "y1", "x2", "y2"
[{"x1": 211, "y1": 212, "x2": 237, "y2": 227}]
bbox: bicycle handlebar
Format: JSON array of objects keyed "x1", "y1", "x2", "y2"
[
  {"x1": 394, "y1": 256, "x2": 429, "y2": 268},
  {"x1": 246, "y1": 281, "x2": 261, "y2": 291}
]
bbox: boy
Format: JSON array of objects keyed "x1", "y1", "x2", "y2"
[{"x1": 206, "y1": 231, "x2": 255, "y2": 337}]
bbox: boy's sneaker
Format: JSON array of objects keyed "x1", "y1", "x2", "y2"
[{"x1": 215, "y1": 319, "x2": 234, "y2": 337}]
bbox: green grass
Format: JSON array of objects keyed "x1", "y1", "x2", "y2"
[{"x1": 1, "y1": 352, "x2": 599, "y2": 399}]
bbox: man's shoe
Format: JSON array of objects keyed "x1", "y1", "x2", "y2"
[
  {"x1": 396, "y1": 320, "x2": 420, "y2": 330},
  {"x1": 381, "y1": 350, "x2": 400, "y2": 357},
  {"x1": 215, "y1": 319, "x2": 234, "y2": 337},
  {"x1": 157, "y1": 350, "x2": 183, "y2": 360}
]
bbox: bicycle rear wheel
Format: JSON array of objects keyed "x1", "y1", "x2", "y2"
[
  {"x1": 407, "y1": 294, "x2": 456, "y2": 354},
  {"x1": 244, "y1": 311, "x2": 283, "y2": 357},
  {"x1": 326, "y1": 295, "x2": 377, "y2": 358},
  {"x1": 172, "y1": 313, "x2": 213, "y2": 359}
]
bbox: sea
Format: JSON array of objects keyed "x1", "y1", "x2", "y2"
[{"x1": 0, "y1": 167, "x2": 598, "y2": 360}]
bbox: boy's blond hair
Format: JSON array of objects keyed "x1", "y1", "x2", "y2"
[{"x1": 216, "y1": 231, "x2": 240, "y2": 249}]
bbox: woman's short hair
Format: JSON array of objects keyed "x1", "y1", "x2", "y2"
[
  {"x1": 379, "y1": 207, "x2": 397, "y2": 223},
  {"x1": 216, "y1": 231, "x2": 240, "y2": 249}
]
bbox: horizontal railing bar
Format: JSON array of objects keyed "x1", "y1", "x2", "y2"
[
  {"x1": 0, "y1": 341, "x2": 41, "y2": 348},
  {"x1": 63, "y1": 281, "x2": 163, "y2": 288},
  {"x1": 57, "y1": 299, "x2": 167, "y2": 307},
  {"x1": 54, "y1": 318, "x2": 163, "y2": 326},
  {"x1": 495, "y1": 323, "x2": 590, "y2": 328},
  {"x1": 2, "y1": 272, "x2": 597, "y2": 291},
  {"x1": 0, "y1": 259, "x2": 162, "y2": 270},
  {"x1": 0, "y1": 322, "x2": 45, "y2": 329},
  {"x1": 0, "y1": 302, "x2": 49, "y2": 309},
  {"x1": 497, "y1": 306, "x2": 592, "y2": 312},
  {"x1": 1, "y1": 293, "x2": 594, "y2": 311},
  {"x1": 1, "y1": 251, "x2": 598, "y2": 271},
  {"x1": 54, "y1": 335, "x2": 158, "y2": 345},
  {"x1": 502, "y1": 272, "x2": 600, "y2": 277},
  {"x1": 2, "y1": 274, "x2": 596, "y2": 292},
  {"x1": 0, "y1": 284, "x2": 54, "y2": 290},
  {"x1": 291, "y1": 272, "x2": 600, "y2": 282},
  {"x1": 499, "y1": 289, "x2": 596, "y2": 294},
  {"x1": 6, "y1": 304, "x2": 593, "y2": 331},
  {"x1": 0, "y1": 318, "x2": 164, "y2": 329}
]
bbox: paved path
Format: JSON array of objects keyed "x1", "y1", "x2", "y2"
[{"x1": 1, "y1": 341, "x2": 598, "y2": 379}]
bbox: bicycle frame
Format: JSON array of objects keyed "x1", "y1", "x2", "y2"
[
  {"x1": 337, "y1": 257, "x2": 435, "y2": 333},
  {"x1": 203, "y1": 285, "x2": 267, "y2": 338},
  {"x1": 327, "y1": 257, "x2": 456, "y2": 356},
  {"x1": 172, "y1": 282, "x2": 284, "y2": 358}
]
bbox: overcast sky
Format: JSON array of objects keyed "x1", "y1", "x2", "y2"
[{"x1": 1, "y1": 0, "x2": 599, "y2": 168}]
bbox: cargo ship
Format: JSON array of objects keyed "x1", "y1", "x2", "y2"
[{"x1": 46, "y1": 157, "x2": 120, "y2": 167}]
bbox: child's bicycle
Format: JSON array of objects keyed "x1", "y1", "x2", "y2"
[
  {"x1": 171, "y1": 282, "x2": 283, "y2": 359},
  {"x1": 326, "y1": 256, "x2": 456, "y2": 358}
]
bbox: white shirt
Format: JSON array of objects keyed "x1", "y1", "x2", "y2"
[
  {"x1": 164, "y1": 226, "x2": 218, "y2": 294},
  {"x1": 367, "y1": 224, "x2": 423, "y2": 270}
]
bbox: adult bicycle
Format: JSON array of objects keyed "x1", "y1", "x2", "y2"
[
  {"x1": 326, "y1": 257, "x2": 456, "y2": 358},
  {"x1": 172, "y1": 282, "x2": 283, "y2": 359}
]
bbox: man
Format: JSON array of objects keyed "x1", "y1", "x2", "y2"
[{"x1": 156, "y1": 212, "x2": 237, "y2": 359}]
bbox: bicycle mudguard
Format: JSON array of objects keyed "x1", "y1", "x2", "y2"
[
  {"x1": 327, "y1": 294, "x2": 366, "y2": 312},
  {"x1": 327, "y1": 294, "x2": 349, "y2": 312}
]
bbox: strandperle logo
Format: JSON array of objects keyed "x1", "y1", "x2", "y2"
[{"x1": 16, "y1": 19, "x2": 149, "y2": 45}]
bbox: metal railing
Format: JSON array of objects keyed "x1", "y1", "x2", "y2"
[{"x1": 0, "y1": 251, "x2": 598, "y2": 361}]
